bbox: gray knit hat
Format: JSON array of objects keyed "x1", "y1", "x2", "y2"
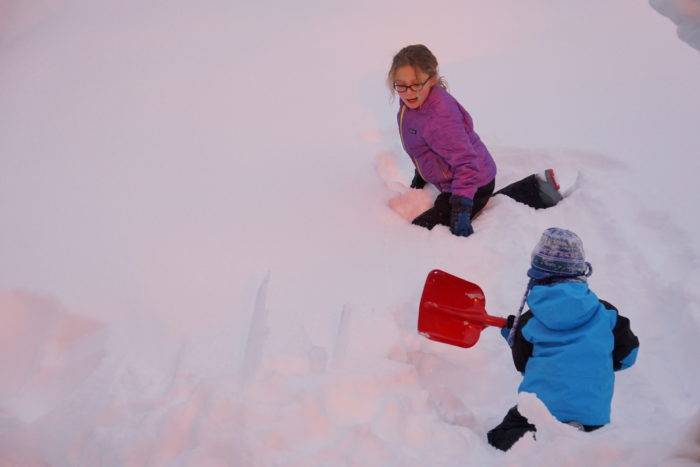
[{"x1": 527, "y1": 227, "x2": 592, "y2": 280}]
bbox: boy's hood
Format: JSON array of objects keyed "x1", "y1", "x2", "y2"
[{"x1": 526, "y1": 282, "x2": 600, "y2": 330}]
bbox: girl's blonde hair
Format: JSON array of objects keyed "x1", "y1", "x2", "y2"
[{"x1": 386, "y1": 44, "x2": 447, "y2": 98}]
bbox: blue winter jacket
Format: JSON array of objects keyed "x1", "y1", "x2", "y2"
[{"x1": 504, "y1": 281, "x2": 639, "y2": 426}]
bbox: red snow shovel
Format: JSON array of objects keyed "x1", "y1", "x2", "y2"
[{"x1": 418, "y1": 269, "x2": 507, "y2": 348}]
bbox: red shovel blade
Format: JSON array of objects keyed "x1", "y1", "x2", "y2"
[{"x1": 418, "y1": 269, "x2": 507, "y2": 348}]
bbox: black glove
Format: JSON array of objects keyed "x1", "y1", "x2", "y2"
[{"x1": 410, "y1": 170, "x2": 427, "y2": 189}]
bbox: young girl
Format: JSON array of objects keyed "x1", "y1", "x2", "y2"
[
  {"x1": 388, "y1": 44, "x2": 563, "y2": 237},
  {"x1": 488, "y1": 228, "x2": 639, "y2": 451}
]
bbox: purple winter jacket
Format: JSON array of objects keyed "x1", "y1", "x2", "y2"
[{"x1": 397, "y1": 86, "x2": 497, "y2": 200}]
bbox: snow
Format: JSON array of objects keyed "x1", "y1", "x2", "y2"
[{"x1": 1, "y1": 0, "x2": 700, "y2": 465}]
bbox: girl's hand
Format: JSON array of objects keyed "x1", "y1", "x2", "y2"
[
  {"x1": 410, "y1": 170, "x2": 427, "y2": 189},
  {"x1": 449, "y1": 195, "x2": 474, "y2": 237}
]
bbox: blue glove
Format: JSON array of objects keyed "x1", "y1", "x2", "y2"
[
  {"x1": 500, "y1": 315, "x2": 516, "y2": 340},
  {"x1": 449, "y1": 195, "x2": 474, "y2": 237}
]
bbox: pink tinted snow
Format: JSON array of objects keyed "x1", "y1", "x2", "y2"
[
  {"x1": 1, "y1": 0, "x2": 700, "y2": 465},
  {"x1": 0, "y1": 291, "x2": 104, "y2": 408}
]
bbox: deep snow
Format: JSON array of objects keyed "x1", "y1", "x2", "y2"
[{"x1": 1, "y1": 1, "x2": 700, "y2": 465}]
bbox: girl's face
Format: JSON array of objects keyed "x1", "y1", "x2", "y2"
[{"x1": 393, "y1": 65, "x2": 435, "y2": 109}]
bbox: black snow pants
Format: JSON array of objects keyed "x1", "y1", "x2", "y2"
[
  {"x1": 412, "y1": 174, "x2": 552, "y2": 231},
  {"x1": 487, "y1": 406, "x2": 602, "y2": 451},
  {"x1": 412, "y1": 179, "x2": 495, "y2": 230}
]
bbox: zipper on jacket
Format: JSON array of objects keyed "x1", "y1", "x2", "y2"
[{"x1": 399, "y1": 105, "x2": 427, "y2": 181}]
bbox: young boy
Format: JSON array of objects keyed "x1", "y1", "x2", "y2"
[{"x1": 488, "y1": 227, "x2": 639, "y2": 451}]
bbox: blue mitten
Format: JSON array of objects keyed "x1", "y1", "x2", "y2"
[
  {"x1": 500, "y1": 315, "x2": 516, "y2": 340},
  {"x1": 449, "y1": 195, "x2": 474, "y2": 237}
]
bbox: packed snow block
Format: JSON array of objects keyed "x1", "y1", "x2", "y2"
[
  {"x1": 331, "y1": 304, "x2": 400, "y2": 369},
  {"x1": 388, "y1": 189, "x2": 435, "y2": 222},
  {"x1": 375, "y1": 151, "x2": 434, "y2": 222},
  {"x1": 238, "y1": 272, "x2": 331, "y2": 383},
  {"x1": 0, "y1": 290, "x2": 106, "y2": 423}
]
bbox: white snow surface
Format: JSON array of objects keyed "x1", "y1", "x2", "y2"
[{"x1": 1, "y1": 1, "x2": 700, "y2": 465}]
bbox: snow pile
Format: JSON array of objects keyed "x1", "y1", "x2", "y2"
[
  {"x1": 1, "y1": 0, "x2": 700, "y2": 465},
  {"x1": 0, "y1": 291, "x2": 105, "y2": 423}
]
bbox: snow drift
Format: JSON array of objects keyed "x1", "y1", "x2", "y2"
[{"x1": 1, "y1": 0, "x2": 700, "y2": 465}]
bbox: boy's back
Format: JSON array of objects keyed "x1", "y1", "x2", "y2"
[
  {"x1": 515, "y1": 281, "x2": 617, "y2": 426},
  {"x1": 488, "y1": 228, "x2": 639, "y2": 451}
]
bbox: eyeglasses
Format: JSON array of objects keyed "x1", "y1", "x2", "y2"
[{"x1": 393, "y1": 75, "x2": 433, "y2": 93}]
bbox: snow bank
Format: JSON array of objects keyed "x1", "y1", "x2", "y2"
[{"x1": 1, "y1": 0, "x2": 700, "y2": 465}]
